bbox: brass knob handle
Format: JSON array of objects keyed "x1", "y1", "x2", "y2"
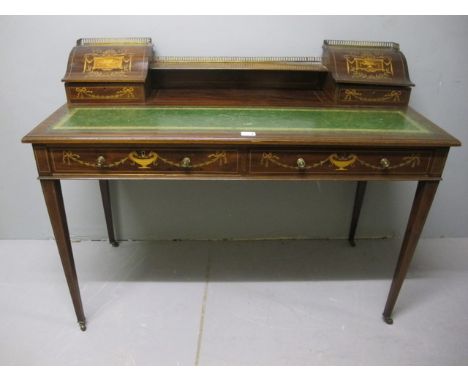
[
  {"x1": 380, "y1": 158, "x2": 390, "y2": 169},
  {"x1": 297, "y1": 158, "x2": 306, "y2": 169},
  {"x1": 96, "y1": 155, "x2": 106, "y2": 168},
  {"x1": 181, "y1": 157, "x2": 191, "y2": 168}
]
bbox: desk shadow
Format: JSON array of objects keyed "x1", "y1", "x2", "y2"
[{"x1": 76, "y1": 238, "x2": 404, "y2": 283}]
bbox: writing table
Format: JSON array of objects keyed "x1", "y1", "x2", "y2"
[
  {"x1": 22, "y1": 38, "x2": 462, "y2": 331},
  {"x1": 22, "y1": 104, "x2": 460, "y2": 331}
]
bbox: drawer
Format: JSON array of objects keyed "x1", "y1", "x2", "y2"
[
  {"x1": 65, "y1": 84, "x2": 146, "y2": 104},
  {"x1": 50, "y1": 147, "x2": 239, "y2": 174},
  {"x1": 249, "y1": 149, "x2": 432, "y2": 175}
]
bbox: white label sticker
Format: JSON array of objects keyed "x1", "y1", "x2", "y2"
[{"x1": 241, "y1": 131, "x2": 256, "y2": 137}]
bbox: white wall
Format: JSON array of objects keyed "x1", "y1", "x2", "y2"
[{"x1": 0, "y1": 15, "x2": 467, "y2": 240}]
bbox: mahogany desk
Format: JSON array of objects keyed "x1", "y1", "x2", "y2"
[{"x1": 22, "y1": 105, "x2": 460, "y2": 331}]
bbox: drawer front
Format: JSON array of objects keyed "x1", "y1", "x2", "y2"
[
  {"x1": 249, "y1": 149, "x2": 432, "y2": 175},
  {"x1": 335, "y1": 85, "x2": 411, "y2": 106},
  {"x1": 65, "y1": 84, "x2": 146, "y2": 104},
  {"x1": 51, "y1": 148, "x2": 239, "y2": 174}
]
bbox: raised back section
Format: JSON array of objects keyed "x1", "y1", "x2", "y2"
[
  {"x1": 61, "y1": 38, "x2": 413, "y2": 107},
  {"x1": 63, "y1": 37, "x2": 154, "y2": 104}
]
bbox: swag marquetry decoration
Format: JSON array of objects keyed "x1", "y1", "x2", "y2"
[
  {"x1": 342, "y1": 89, "x2": 402, "y2": 103},
  {"x1": 62, "y1": 150, "x2": 228, "y2": 170},
  {"x1": 260, "y1": 152, "x2": 421, "y2": 171},
  {"x1": 73, "y1": 87, "x2": 136, "y2": 100}
]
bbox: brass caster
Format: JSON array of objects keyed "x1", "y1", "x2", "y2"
[
  {"x1": 383, "y1": 315, "x2": 394, "y2": 325},
  {"x1": 78, "y1": 321, "x2": 87, "y2": 331},
  {"x1": 111, "y1": 241, "x2": 119, "y2": 247}
]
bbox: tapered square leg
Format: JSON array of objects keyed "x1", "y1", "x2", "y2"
[
  {"x1": 40, "y1": 179, "x2": 86, "y2": 331},
  {"x1": 99, "y1": 180, "x2": 119, "y2": 247},
  {"x1": 382, "y1": 180, "x2": 440, "y2": 324},
  {"x1": 348, "y1": 181, "x2": 367, "y2": 247}
]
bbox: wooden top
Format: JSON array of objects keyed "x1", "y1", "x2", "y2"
[{"x1": 22, "y1": 105, "x2": 460, "y2": 148}]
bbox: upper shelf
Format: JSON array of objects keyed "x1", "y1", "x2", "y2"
[{"x1": 150, "y1": 56, "x2": 327, "y2": 71}]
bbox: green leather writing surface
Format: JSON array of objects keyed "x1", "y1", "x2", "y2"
[{"x1": 54, "y1": 107, "x2": 428, "y2": 134}]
